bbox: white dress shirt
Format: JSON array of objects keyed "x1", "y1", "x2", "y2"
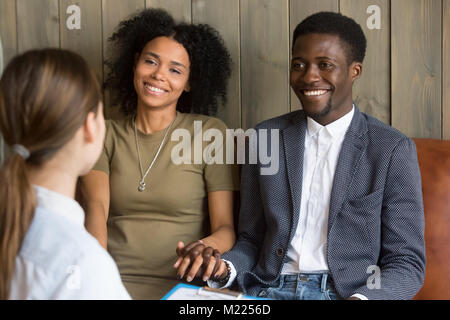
[
  {"x1": 9, "y1": 185, "x2": 131, "y2": 300},
  {"x1": 281, "y1": 107, "x2": 354, "y2": 274},
  {"x1": 209, "y1": 106, "x2": 367, "y2": 299}
]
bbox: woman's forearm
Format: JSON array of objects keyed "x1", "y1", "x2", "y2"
[
  {"x1": 84, "y1": 203, "x2": 108, "y2": 249},
  {"x1": 201, "y1": 225, "x2": 236, "y2": 253}
]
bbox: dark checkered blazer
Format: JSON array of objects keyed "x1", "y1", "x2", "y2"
[{"x1": 223, "y1": 106, "x2": 426, "y2": 300}]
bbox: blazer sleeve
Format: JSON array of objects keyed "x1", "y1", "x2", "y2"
[
  {"x1": 353, "y1": 137, "x2": 426, "y2": 299},
  {"x1": 222, "y1": 138, "x2": 267, "y2": 278}
]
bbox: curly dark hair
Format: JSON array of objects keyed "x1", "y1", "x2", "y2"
[
  {"x1": 105, "y1": 8, "x2": 231, "y2": 117},
  {"x1": 292, "y1": 12, "x2": 367, "y2": 64}
]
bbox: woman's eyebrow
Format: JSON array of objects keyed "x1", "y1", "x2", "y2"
[{"x1": 142, "y1": 52, "x2": 187, "y2": 69}]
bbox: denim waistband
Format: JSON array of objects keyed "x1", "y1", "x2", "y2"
[{"x1": 278, "y1": 273, "x2": 333, "y2": 292}]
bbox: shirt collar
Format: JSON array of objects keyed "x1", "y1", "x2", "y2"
[
  {"x1": 306, "y1": 105, "x2": 355, "y2": 139},
  {"x1": 33, "y1": 185, "x2": 85, "y2": 226}
]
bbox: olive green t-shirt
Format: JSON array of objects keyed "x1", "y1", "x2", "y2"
[{"x1": 93, "y1": 112, "x2": 239, "y2": 299}]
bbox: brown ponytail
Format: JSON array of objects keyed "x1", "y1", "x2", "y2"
[
  {"x1": 0, "y1": 49, "x2": 102, "y2": 299},
  {"x1": 0, "y1": 154, "x2": 36, "y2": 299}
]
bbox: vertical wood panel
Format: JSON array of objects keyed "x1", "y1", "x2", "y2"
[
  {"x1": 444, "y1": 0, "x2": 450, "y2": 139},
  {"x1": 341, "y1": 0, "x2": 390, "y2": 124},
  {"x1": 0, "y1": 0, "x2": 17, "y2": 68},
  {"x1": 17, "y1": 0, "x2": 60, "y2": 52},
  {"x1": 391, "y1": 0, "x2": 441, "y2": 138},
  {"x1": 102, "y1": 0, "x2": 145, "y2": 119},
  {"x1": 102, "y1": 0, "x2": 145, "y2": 66},
  {"x1": 192, "y1": 0, "x2": 240, "y2": 128},
  {"x1": 241, "y1": 0, "x2": 289, "y2": 129},
  {"x1": 3, "y1": 0, "x2": 449, "y2": 139},
  {"x1": 60, "y1": 0, "x2": 103, "y2": 82},
  {"x1": 146, "y1": 0, "x2": 191, "y2": 23},
  {"x1": 289, "y1": 0, "x2": 339, "y2": 111},
  {"x1": 0, "y1": 0, "x2": 17, "y2": 163}
]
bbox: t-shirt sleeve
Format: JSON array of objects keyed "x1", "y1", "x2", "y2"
[
  {"x1": 92, "y1": 121, "x2": 112, "y2": 175},
  {"x1": 203, "y1": 118, "x2": 240, "y2": 192}
]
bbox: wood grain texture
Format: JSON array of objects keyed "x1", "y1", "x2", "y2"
[
  {"x1": 289, "y1": 0, "x2": 339, "y2": 111},
  {"x1": 240, "y1": 0, "x2": 289, "y2": 129},
  {"x1": 340, "y1": 0, "x2": 390, "y2": 124},
  {"x1": 102, "y1": 0, "x2": 145, "y2": 119},
  {"x1": 146, "y1": 0, "x2": 191, "y2": 23},
  {"x1": 102, "y1": 0, "x2": 145, "y2": 62},
  {"x1": 192, "y1": 0, "x2": 241, "y2": 128},
  {"x1": 391, "y1": 0, "x2": 442, "y2": 139},
  {"x1": 0, "y1": 0, "x2": 17, "y2": 68},
  {"x1": 0, "y1": 0, "x2": 17, "y2": 164},
  {"x1": 5, "y1": 0, "x2": 449, "y2": 138},
  {"x1": 60, "y1": 0, "x2": 103, "y2": 81},
  {"x1": 17, "y1": 0, "x2": 60, "y2": 52},
  {"x1": 444, "y1": 0, "x2": 450, "y2": 139}
]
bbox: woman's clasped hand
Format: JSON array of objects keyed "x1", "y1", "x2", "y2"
[{"x1": 174, "y1": 240, "x2": 227, "y2": 282}]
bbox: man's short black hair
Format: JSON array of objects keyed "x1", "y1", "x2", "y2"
[{"x1": 292, "y1": 12, "x2": 367, "y2": 64}]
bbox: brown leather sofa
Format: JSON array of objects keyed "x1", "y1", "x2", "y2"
[{"x1": 413, "y1": 138, "x2": 450, "y2": 300}]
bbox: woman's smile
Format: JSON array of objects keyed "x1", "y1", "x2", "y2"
[{"x1": 143, "y1": 82, "x2": 168, "y2": 96}]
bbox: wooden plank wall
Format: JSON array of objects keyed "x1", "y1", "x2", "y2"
[
  {"x1": 0, "y1": 0, "x2": 17, "y2": 68},
  {"x1": 341, "y1": 0, "x2": 390, "y2": 125},
  {"x1": 60, "y1": 0, "x2": 103, "y2": 81},
  {"x1": 0, "y1": 0, "x2": 17, "y2": 164},
  {"x1": 392, "y1": 0, "x2": 442, "y2": 139},
  {"x1": 0, "y1": 0, "x2": 448, "y2": 145},
  {"x1": 240, "y1": 0, "x2": 290, "y2": 129},
  {"x1": 444, "y1": 0, "x2": 450, "y2": 139},
  {"x1": 17, "y1": 0, "x2": 60, "y2": 51},
  {"x1": 192, "y1": 0, "x2": 241, "y2": 129}
]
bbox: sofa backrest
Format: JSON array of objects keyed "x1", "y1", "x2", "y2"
[{"x1": 413, "y1": 138, "x2": 450, "y2": 300}]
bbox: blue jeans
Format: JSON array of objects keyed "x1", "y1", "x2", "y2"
[{"x1": 257, "y1": 273, "x2": 343, "y2": 300}]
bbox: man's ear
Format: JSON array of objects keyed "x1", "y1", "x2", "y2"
[{"x1": 350, "y1": 62, "x2": 363, "y2": 82}]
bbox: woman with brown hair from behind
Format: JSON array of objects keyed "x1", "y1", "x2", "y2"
[{"x1": 0, "y1": 49, "x2": 130, "y2": 299}]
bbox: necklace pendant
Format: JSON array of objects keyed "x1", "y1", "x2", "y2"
[{"x1": 138, "y1": 182, "x2": 146, "y2": 192}]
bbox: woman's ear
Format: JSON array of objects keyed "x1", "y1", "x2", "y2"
[
  {"x1": 184, "y1": 82, "x2": 190, "y2": 92},
  {"x1": 83, "y1": 111, "x2": 97, "y2": 144}
]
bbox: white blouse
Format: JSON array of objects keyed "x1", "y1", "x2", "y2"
[{"x1": 9, "y1": 185, "x2": 131, "y2": 300}]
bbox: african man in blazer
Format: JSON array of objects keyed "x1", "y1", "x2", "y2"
[{"x1": 207, "y1": 12, "x2": 425, "y2": 300}]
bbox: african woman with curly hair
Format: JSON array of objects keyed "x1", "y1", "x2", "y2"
[{"x1": 79, "y1": 8, "x2": 239, "y2": 299}]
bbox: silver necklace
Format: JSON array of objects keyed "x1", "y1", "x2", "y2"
[{"x1": 134, "y1": 114, "x2": 176, "y2": 192}]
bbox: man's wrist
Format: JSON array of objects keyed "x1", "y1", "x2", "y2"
[{"x1": 217, "y1": 260, "x2": 231, "y2": 285}]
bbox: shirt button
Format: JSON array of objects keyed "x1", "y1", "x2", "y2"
[{"x1": 276, "y1": 248, "x2": 284, "y2": 257}]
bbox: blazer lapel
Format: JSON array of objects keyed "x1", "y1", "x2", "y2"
[
  {"x1": 282, "y1": 111, "x2": 307, "y2": 237},
  {"x1": 327, "y1": 106, "x2": 368, "y2": 231}
]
